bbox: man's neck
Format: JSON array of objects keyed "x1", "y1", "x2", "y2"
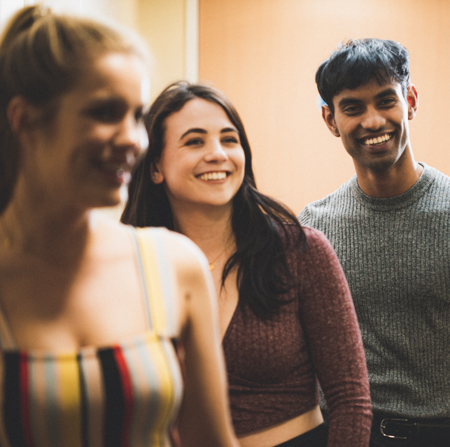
[{"x1": 355, "y1": 154, "x2": 423, "y2": 198}]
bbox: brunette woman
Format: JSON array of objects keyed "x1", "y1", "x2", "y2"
[{"x1": 122, "y1": 81, "x2": 373, "y2": 447}]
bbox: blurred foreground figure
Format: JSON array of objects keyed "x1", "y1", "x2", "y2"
[{"x1": 0, "y1": 6, "x2": 239, "y2": 447}]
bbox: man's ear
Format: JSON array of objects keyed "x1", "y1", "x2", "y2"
[
  {"x1": 406, "y1": 84, "x2": 418, "y2": 120},
  {"x1": 322, "y1": 105, "x2": 340, "y2": 137},
  {"x1": 150, "y1": 162, "x2": 164, "y2": 184}
]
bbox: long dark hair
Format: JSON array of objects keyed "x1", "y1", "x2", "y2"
[{"x1": 122, "y1": 81, "x2": 306, "y2": 318}]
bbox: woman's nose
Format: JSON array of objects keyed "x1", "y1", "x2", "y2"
[
  {"x1": 204, "y1": 140, "x2": 228, "y2": 162},
  {"x1": 115, "y1": 115, "x2": 148, "y2": 154}
]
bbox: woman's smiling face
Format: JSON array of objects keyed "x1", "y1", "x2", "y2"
[
  {"x1": 153, "y1": 97, "x2": 245, "y2": 214},
  {"x1": 26, "y1": 52, "x2": 150, "y2": 209}
]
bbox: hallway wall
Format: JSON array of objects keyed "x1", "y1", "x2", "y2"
[{"x1": 199, "y1": 0, "x2": 450, "y2": 213}]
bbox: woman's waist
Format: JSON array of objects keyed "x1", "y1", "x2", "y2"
[
  {"x1": 229, "y1": 388, "x2": 319, "y2": 436},
  {"x1": 237, "y1": 406, "x2": 323, "y2": 447}
]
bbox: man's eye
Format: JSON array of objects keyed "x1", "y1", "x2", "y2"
[
  {"x1": 379, "y1": 98, "x2": 396, "y2": 107},
  {"x1": 343, "y1": 106, "x2": 360, "y2": 114}
]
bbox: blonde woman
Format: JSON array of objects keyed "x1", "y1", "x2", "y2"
[{"x1": 0, "y1": 6, "x2": 238, "y2": 447}]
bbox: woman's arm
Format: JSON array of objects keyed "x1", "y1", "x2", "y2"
[
  {"x1": 296, "y1": 228, "x2": 372, "y2": 446},
  {"x1": 167, "y1": 233, "x2": 238, "y2": 447}
]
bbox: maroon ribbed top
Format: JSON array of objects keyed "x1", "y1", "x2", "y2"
[{"x1": 222, "y1": 226, "x2": 372, "y2": 446}]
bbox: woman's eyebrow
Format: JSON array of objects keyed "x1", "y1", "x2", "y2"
[
  {"x1": 221, "y1": 127, "x2": 238, "y2": 134},
  {"x1": 180, "y1": 128, "x2": 207, "y2": 139}
]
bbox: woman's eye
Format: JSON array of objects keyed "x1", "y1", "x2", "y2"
[
  {"x1": 185, "y1": 138, "x2": 204, "y2": 146},
  {"x1": 88, "y1": 106, "x2": 122, "y2": 123},
  {"x1": 134, "y1": 109, "x2": 144, "y2": 122},
  {"x1": 86, "y1": 99, "x2": 131, "y2": 123},
  {"x1": 222, "y1": 136, "x2": 239, "y2": 144}
]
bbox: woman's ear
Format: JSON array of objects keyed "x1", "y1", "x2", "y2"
[
  {"x1": 7, "y1": 96, "x2": 39, "y2": 135},
  {"x1": 150, "y1": 162, "x2": 164, "y2": 184},
  {"x1": 7, "y1": 96, "x2": 42, "y2": 150}
]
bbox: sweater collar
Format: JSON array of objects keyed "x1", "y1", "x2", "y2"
[{"x1": 350, "y1": 163, "x2": 436, "y2": 211}]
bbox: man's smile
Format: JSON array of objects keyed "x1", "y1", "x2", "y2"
[{"x1": 362, "y1": 132, "x2": 394, "y2": 146}]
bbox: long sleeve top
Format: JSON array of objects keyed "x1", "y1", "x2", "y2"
[
  {"x1": 299, "y1": 163, "x2": 450, "y2": 419},
  {"x1": 223, "y1": 226, "x2": 372, "y2": 446}
]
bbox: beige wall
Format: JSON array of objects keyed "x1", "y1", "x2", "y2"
[
  {"x1": 199, "y1": 0, "x2": 450, "y2": 214},
  {"x1": 0, "y1": 0, "x2": 188, "y2": 102},
  {"x1": 0, "y1": 0, "x2": 138, "y2": 26},
  {"x1": 136, "y1": 0, "x2": 187, "y2": 100},
  {"x1": 7, "y1": 1, "x2": 446, "y2": 217}
]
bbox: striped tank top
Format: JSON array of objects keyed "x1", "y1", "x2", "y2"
[{"x1": 0, "y1": 227, "x2": 183, "y2": 447}]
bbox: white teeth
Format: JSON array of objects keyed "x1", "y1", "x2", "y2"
[
  {"x1": 364, "y1": 134, "x2": 392, "y2": 146},
  {"x1": 198, "y1": 172, "x2": 227, "y2": 181},
  {"x1": 126, "y1": 152, "x2": 136, "y2": 165},
  {"x1": 115, "y1": 168, "x2": 131, "y2": 183}
]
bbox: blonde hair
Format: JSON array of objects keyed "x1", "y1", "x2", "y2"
[{"x1": 0, "y1": 4, "x2": 149, "y2": 212}]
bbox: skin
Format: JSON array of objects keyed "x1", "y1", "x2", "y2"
[
  {"x1": 0, "y1": 53, "x2": 238, "y2": 447},
  {"x1": 322, "y1": 79, "x2": 423, "y2": 198},
  {"x1": 153, "y1": 98, "x2": 323, "y2": 447},
  {"x1": 153, "y1": 97, "x2": 246, "y2": 217},
  {"x1": 9, "y1": 53, "x2": 149, "y2": 214},
  {"x1": 153, "y1": 98, "x2": 246, "y2": 339}
]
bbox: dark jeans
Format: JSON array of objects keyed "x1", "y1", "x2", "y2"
[
  {"x1": 370, "y1": 430, "x2": 449, "y2": 447},
  {"x1": 273, "y1": 423, "x2": 328, "y2": 447}
]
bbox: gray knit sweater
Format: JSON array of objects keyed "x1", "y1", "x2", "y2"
[{"x1": 298, "y1": 163, "x2": 450, "y2": 418}]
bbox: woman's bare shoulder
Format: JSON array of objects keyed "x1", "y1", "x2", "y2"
[{"x1": 159, "y1": 229, "x2": 210, "y2": 277}]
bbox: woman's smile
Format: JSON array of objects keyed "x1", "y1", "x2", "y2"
[
  {"x1": 153, "y1": 97, "x2": 245, "y2": 211},
  {"x1": 196, "y1": 171, "x2": 230, "y2": 181}
]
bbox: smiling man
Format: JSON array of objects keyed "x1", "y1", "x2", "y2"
[{"x1": 299, "y1": 39, "x2": 450, "y2": 447}]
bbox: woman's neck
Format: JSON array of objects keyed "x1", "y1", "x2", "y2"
[
  {"x1": 172, "y1": 206, "x2": 235, "y2": 263},
  {"x1": 0, "y1": 189, "x2": 95, "y2": 265}
]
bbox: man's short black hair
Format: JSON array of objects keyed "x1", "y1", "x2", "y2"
[{"x1": 316, "y1": 38, "x2": 410, "y2": 115}]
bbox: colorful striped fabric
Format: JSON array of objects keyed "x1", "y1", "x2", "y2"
[{"x1": 0, "y1": 227, "x2": 183, "y2": 447}]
